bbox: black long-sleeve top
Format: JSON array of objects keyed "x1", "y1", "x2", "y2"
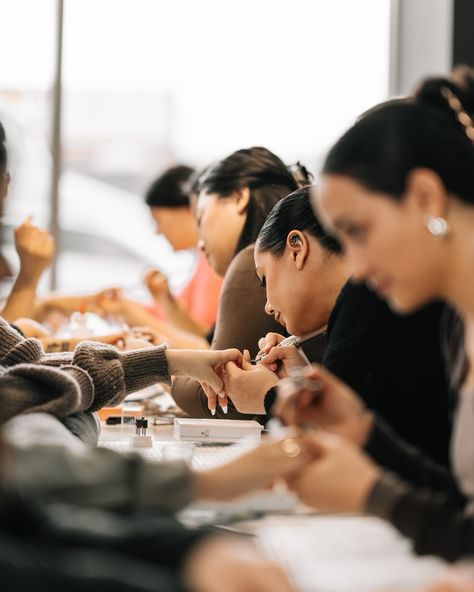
[
  {"x1": 323, "y1": 281, "x2": 452, "y2": 466},
  {"x1": 364, "y1": 417, "x2": 472, "y2": 562}
]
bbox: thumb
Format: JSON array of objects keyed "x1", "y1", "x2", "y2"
[{"x1": 224, "y1": 360, "x2": 242, "y2": 378}]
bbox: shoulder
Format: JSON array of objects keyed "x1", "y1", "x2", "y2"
[
  {"x1": 216, "y1": 243, "x2": 264, "y2": 315},
  {"x1": 227, "y1": 244, "x2": 256, "y2": 276},
  {"x1": 220, "y1": 244, "x2": 257, "y2": 294},
  {"x1": 329, "y1": 281, "x2": 382, "y2": 334}
]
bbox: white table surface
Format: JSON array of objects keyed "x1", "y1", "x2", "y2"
[{"x1": 99, "y1": 421, "x2": 448, "y2": 592}]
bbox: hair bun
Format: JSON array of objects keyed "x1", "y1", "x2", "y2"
[
  {"x1": 414, "y1": 68, "x2": 474, "y2": 117},
  {"x1": 288, "y1": 161, "x2": 314, "y2": 188}
]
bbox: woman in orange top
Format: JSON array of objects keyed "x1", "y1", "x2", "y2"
[{"x1": 143, "y1": 165, "x2": 222, "y2": 339}]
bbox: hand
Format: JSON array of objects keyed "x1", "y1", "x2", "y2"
[
  {"x1": 259, "y1": 344, "x2": 308, "y2": 378},
  {"x1": 126, "y1": 326, "x2": 162, "y2": 347},
  {"x1": 257, "y1": 332, "x2": 287, "y2": 357},
  {"x1": 166, "y1": 349, "x2": 243, "y2": 413},
  {"x1": 184, "y1": 536, "x2": 295, "y2": 592},
  {"x1": 417, "y1": 564, "x2": 474, "y2": 592},
  {"x1": 143, "y1": 267, "x2": 171, "y2": 302},
  {"x1": 13, "y1": 317, "x2": 51, "y2": 338},
  {"x1": 275, "y1": 364, "x2": 373, "y2": 445},
  {"x1": 222, "y1": 350, "x2": 278, "y2": 414},
  {"x1": 287, "y1": 431, "x2": 381, "y2": 513},
  {"x1": 94, "y1": 288, "x2": 129, "y2": 316},
  {"x1": 194, "y1": 433, "x2": 315, "y2": 501},
  {"x1": 15, "y1": 217, "x2": 55, "y2": 277},
  {"x1": 118, "y1": 326, "x2": 163, "y2": 350}
]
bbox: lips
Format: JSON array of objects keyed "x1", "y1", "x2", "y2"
[{"x1": 274, "y1": 312, "x2": 286, "y2": 327}]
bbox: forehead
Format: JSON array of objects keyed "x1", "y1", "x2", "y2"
[
  {"x1": 196, "y1": 190, "x2": 216, "y2": 215},
  {"x1": 151, "y1": 206, "x2": 186, "y2": 219},
  {"x1": 254, "y1": 246, "x2": 281, "y2": 273},
  {"x1": 317, "y1": 175, "x2": 397, "y2": 225}
]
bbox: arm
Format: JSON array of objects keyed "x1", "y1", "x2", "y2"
[
  {"x1": 171, "y1": 245, "x2": 283, "y2": 419},
  {"x1": 0, "y1": 317, "x2": 241, "y2": 422},
  {"x1": 288, "y1": 432, "x2": 470, "y2": 563},
  {"x1": 6, "y1": 433, "x2": 311, "y2": 512},
  {"x1": 1, "y1": 219, "x2": 55, "y2": 322},
  {"x1": 365, "y1": 417, "x2": 461, "y2": 494},
  {"x1": 33, "y1": 292, "x2": 101, "y2": 322},
  {"x1": 366, "y1": 471, "x2": 471, "y2": 561},
  {"x1": 94, "y1": 288, "x2": 209, "y2": 349},
  {"x1": 144, "y1": 267, "x2": 209, "y2": 337}
]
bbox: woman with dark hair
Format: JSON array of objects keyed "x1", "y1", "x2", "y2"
[
  {"x1": 171, "y1": 146, "x2": 309, "y2": 417},
  {"x1": 222, "y1": 187, "x2": 451, "y2": 464},
  {"x1": 270, "y1": 73, "x2": 474, "y2": 561},
  {"x1": 142, "y1": 165, "x2": 222, "y2": 338}
]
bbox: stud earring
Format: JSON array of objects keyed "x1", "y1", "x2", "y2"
[{"x1": 424, "y1": 216, "x2": 449, "y2": 238}]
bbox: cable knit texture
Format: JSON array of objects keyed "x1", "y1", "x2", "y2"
[{"x1": 0, "y1": 317, "x2": 170, "y2": 424}]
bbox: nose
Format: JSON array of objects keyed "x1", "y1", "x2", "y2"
[
  {"x1": 349, "y1": 249, "x2": 372, "y2": 283},
  {"x1": 197, "y1": 239, "x2": 206, "y2": 253},
  {"x1": 264, "y1": 300, "x2": 274, "y2": 317}
]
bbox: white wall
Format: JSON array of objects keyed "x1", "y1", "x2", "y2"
[{"x1": 389, "y1": 0, "x2": 453, "y2": 96}]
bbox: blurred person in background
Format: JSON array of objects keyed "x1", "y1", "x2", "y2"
[
  {"x1": 170, "y1": 146, "x2": 310, "y2": 418},
  {"x1": 143, "y1": 165, "x2": 222, "y2": 339}
]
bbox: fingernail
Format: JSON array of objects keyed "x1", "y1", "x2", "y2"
[
  {"x1": 221, "y1": 405, "x2": 228, "y2": 414},
  {"x1": 210, "y1": 407, "x2": 216, "y2": 416}
]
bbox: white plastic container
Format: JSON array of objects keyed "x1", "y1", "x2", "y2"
[{"x1": 173, "y1": 418, "x2": 263, "y2": 443}]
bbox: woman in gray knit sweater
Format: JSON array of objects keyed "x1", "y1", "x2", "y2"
[{"x1": 0, "y1": 316, "x2": 313, "y2": 513}]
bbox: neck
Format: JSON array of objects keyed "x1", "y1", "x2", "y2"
[
  {"x1": 303, "y1": 256, "x2": 351, "y2": 332},
  {"x1": 440, "y1": 207, "x2": 474, "y2": 322}
]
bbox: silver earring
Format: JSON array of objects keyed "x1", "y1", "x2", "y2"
[{"x1": 425, "y1": 216, "x2": 449, "y2": 238}]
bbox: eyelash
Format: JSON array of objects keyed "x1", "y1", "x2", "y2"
[{"x1": 259, "y1": 276, "x2": 266, "y2": 288}]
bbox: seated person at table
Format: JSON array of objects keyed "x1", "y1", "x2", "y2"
[
  {"x1": 0, "y1": 317, "x2": 310, "y2": 591},
  {"x1": 143, "y1": 164, "x2": 222, "y2": 339},
  {"x1": 266, "y1": 73, "x2": 474, "y2": 563},
  {"x1": 221, "y1": 187, "x2": 451, "y2": 465},
  {"x1": 170, "y1": 147, "x2": 311, "y2": 418}
]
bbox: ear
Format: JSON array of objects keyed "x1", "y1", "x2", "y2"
[
  {"x1": 0, "y1": 172, "x2": 10, "y2": 201},
  {"x1": 404, "y1": 168, "x2": 450, "y2": 219},
  {"x1": 286, "y1": 230, "x2": 309, "y2": 270},
  {"x1": 234, "y1": 187, "x2": 251, "y2": 215}
]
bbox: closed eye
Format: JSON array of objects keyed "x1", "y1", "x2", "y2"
[{"x1": 255, "y1": 270, "x2": 266, "y2": 288}]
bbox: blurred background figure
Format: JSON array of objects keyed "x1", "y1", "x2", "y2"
[{"x1": 143, "y1": 164, "x2": 222, "y2": 340}]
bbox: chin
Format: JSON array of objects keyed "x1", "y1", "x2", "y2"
[{"x1": 386, "y1": 293, "x2": 428, "y2": 316}]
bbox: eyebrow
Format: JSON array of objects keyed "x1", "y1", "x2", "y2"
[{"x1": 330, "y1": 217, "x2": 351, "y2": 232}]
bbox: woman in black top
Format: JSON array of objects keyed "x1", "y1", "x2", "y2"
[
  {"x1": 223, "y1": 187, "x2": 451, "y2": 465},
  {"x1": 269, "y1": 73, "x2": 474, "y2": 562}
]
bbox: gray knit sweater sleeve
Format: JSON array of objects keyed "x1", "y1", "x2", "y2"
[
  {"x1": 5, "y1": 443, "x2": 194, "y2": 512},
  {"x1": 0, "y1": 317, "x2": 170, "y2": 423}
]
